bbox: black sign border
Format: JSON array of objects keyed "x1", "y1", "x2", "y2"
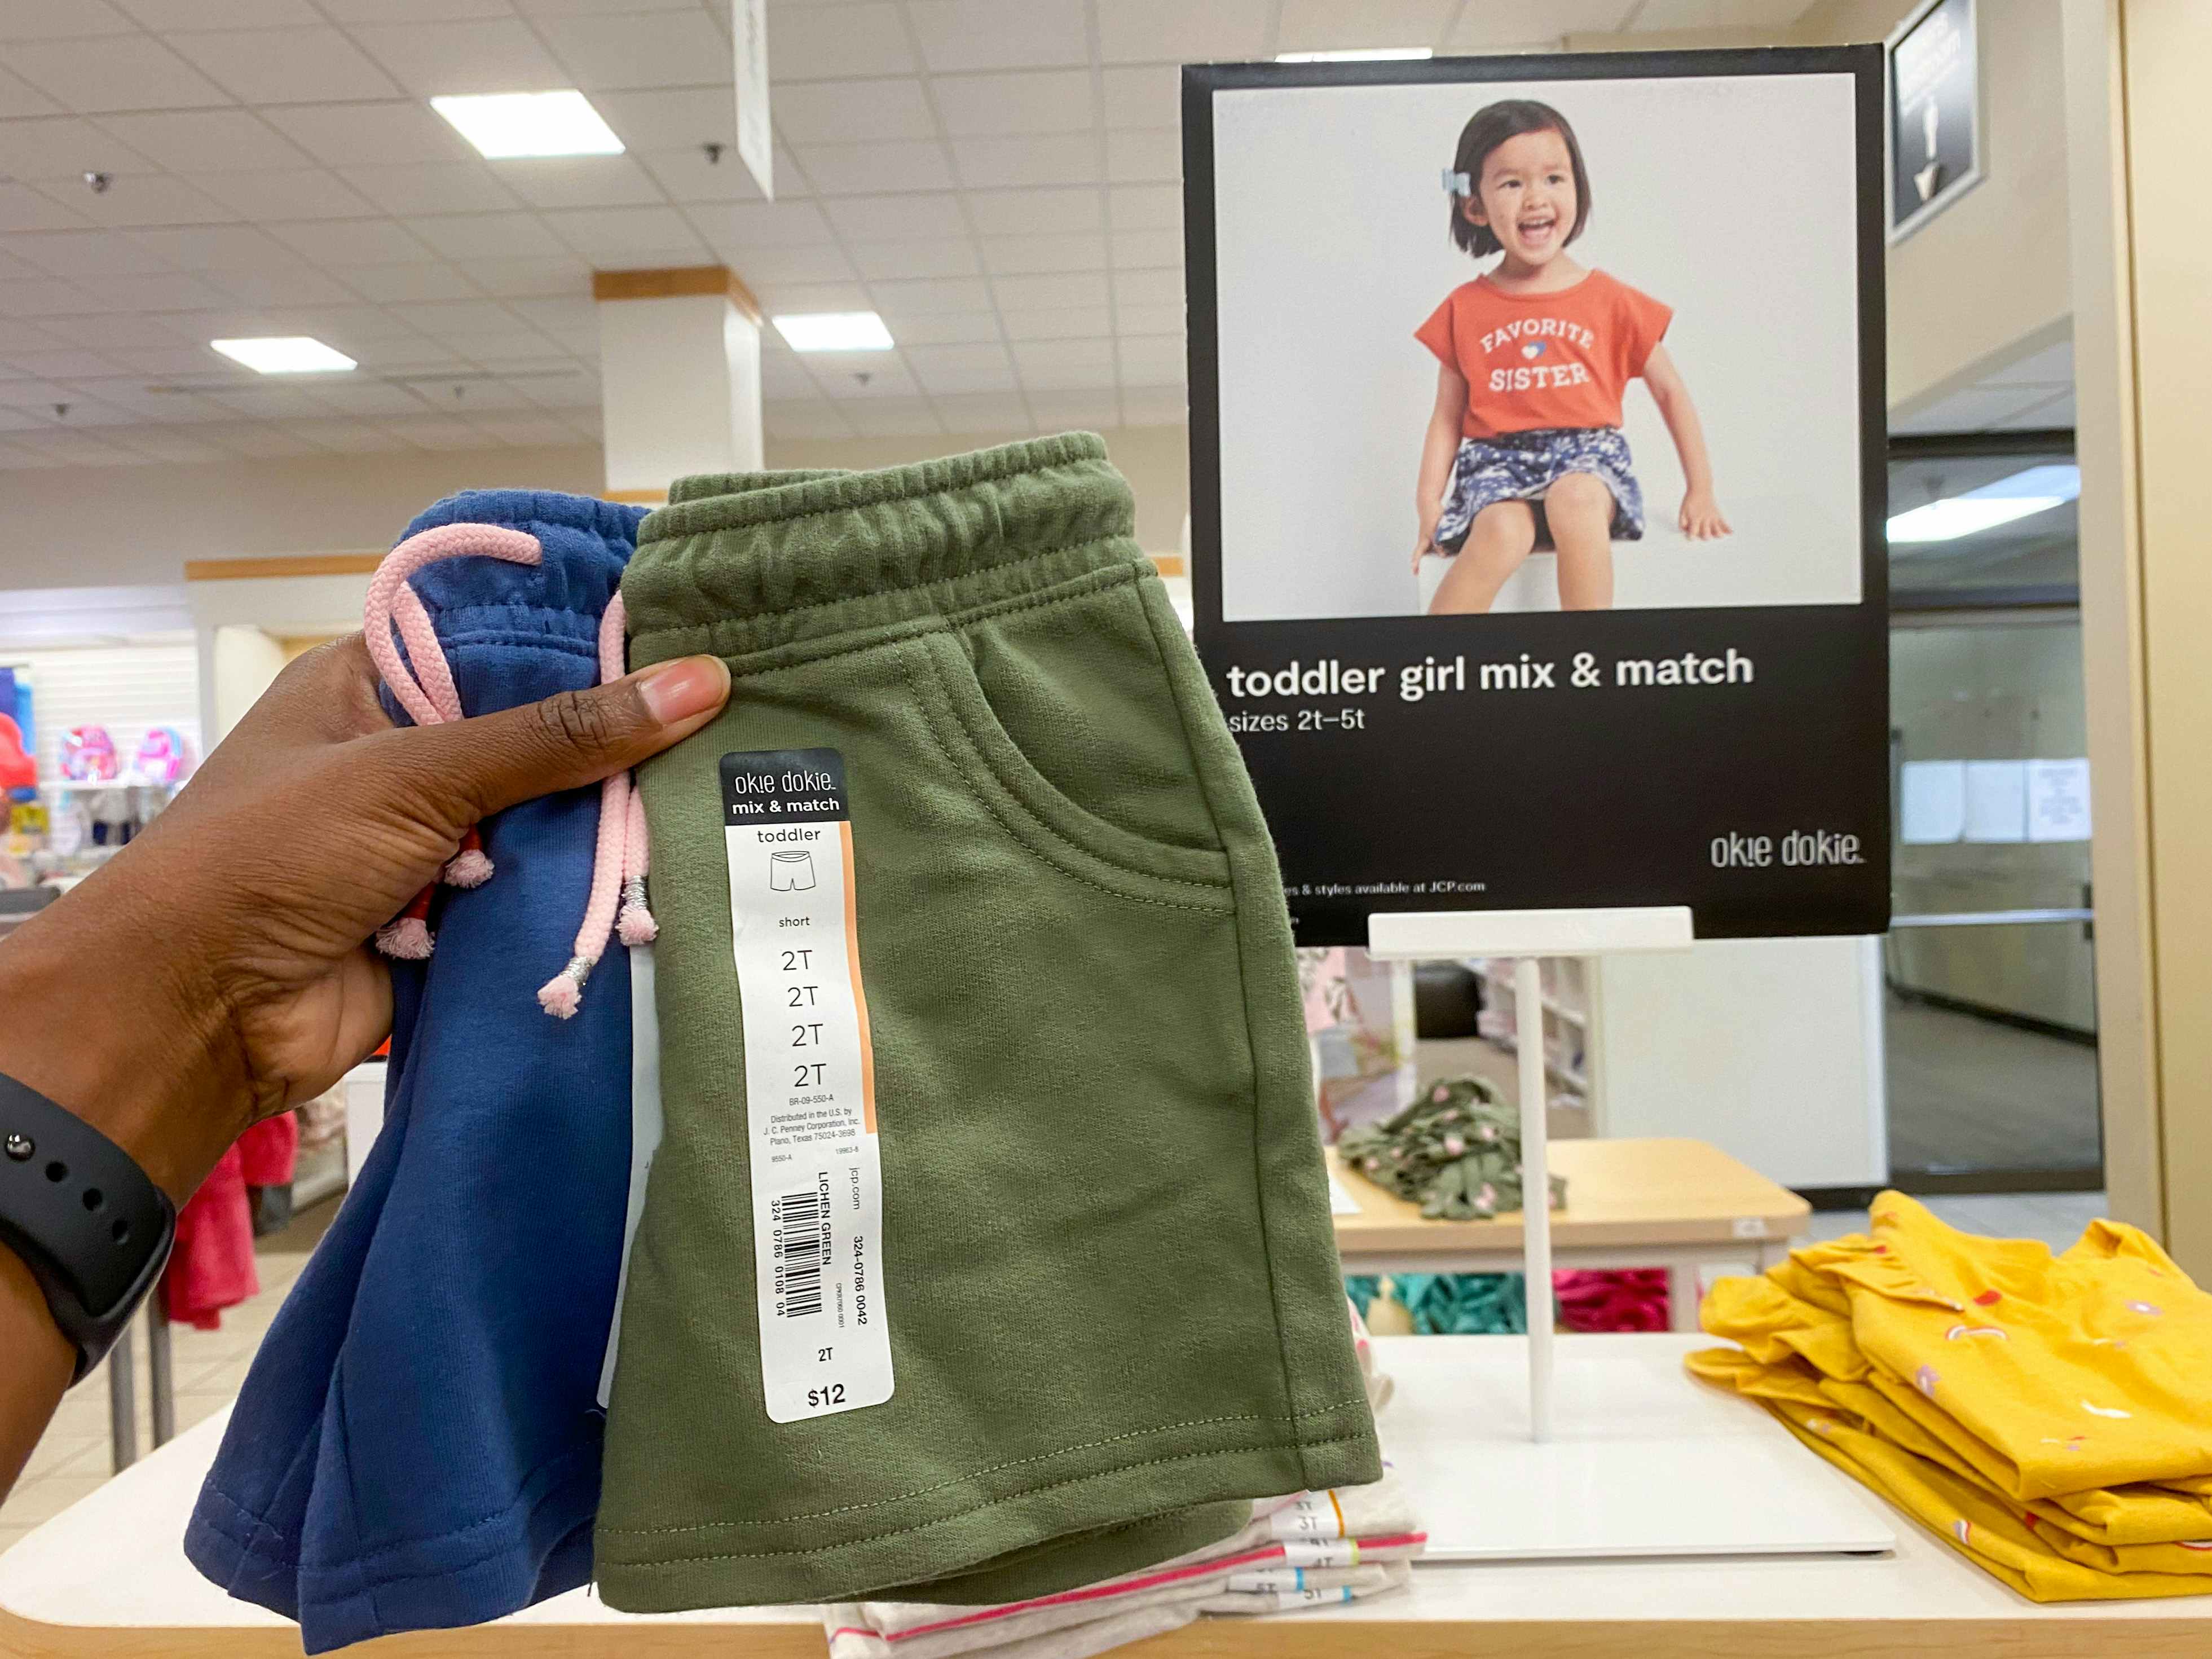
[
  {"x1": 1884, "y1": 0, "x2": 1982, "y2": 244},
  {"x1": 1182, "y1": 47, "x2": 1891, "y2": 947}
]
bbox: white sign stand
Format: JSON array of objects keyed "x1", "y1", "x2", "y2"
[
  {"x1": 1368, "y1": 906, "x2": 1695, "y2": 1440},
  {"x1": 1363, "y1": 907, "x2": 1898, "y2": 1561}
]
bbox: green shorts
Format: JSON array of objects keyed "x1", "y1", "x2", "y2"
[{"x1": 598, "y1": 434, "x2": 1379, "y2": 1610}]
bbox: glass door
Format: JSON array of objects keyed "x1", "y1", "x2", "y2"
[{"x1": 1884, "y1": 435, "x2": 2099, "y2": 1191}]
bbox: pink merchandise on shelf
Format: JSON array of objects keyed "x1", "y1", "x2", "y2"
[
  {"x1": 133, "y1": 725, "x2": 195, "y2": 785},
  {"x1": 60, "y1": 725, "x2": 118, "y2": 781}
]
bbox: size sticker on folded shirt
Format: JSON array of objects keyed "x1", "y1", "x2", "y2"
[{"x1": 722, "y1": 747, "x2": 892, "y2": 1423}]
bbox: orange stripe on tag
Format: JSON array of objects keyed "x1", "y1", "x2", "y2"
[{"x1": 840, "y1": 820, "x2": 877, "y2": 1135}]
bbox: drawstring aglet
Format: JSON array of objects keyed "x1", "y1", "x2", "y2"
[
  {"x1": 537, "y1": 954, "x2": 594, "y2": 1019},
  {"x1": 616, "y1": 877, "x2": 658, "y2": 946}
]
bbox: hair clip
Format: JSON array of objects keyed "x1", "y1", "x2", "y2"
[{"x1": 1441, "y1": 169, "x2": 1470, "y2": 196}]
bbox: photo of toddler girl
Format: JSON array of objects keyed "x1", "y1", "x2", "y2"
[{"x1": 1414, "y1": 98, "x2": 1730, "y2": 614}]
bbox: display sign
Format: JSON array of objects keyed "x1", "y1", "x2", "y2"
[
  {"x1": 1184, "y1": 51, "x2": 1889, "y2": 944},
  {"x1": 1886, "y1": 0, "x2": 1979, "y2": 241},
  {"x1": 732, "y1": 0, "x2": 774, "y2": 200}
]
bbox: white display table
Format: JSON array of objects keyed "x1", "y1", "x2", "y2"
[{"x1": 3, "y1": 1336, "x2": 2208, "y2": 1657}]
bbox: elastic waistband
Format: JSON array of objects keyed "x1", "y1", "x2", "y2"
[
  {"x1": 623, "y1": 434, "x2": 1148, "y2": 663},
  {"x1": 404, "y1": 488, "x2": 649, "y2": 548}
]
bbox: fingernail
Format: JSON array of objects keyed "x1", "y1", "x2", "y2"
[{"x1": 639, "y1": 655, "x2": 730, "y2": 725}]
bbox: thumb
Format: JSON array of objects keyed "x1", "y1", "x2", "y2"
[{"x1": 404, "y1": 654, "x2": 731, "y2": 821}]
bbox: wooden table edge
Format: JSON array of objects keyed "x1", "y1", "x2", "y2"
[{"x1": 6, "y1": 1608, "x2": 2201, "y2": 1659}]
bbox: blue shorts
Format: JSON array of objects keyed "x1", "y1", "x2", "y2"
[{"x1": 1434, "y1": 426, "x2": 1643, "y2": 552}]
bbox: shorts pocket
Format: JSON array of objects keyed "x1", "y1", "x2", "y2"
[{"x1": 905, "y1": 628, "x2": 1236, "y2": 906}]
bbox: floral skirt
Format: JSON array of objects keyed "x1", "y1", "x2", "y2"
[{"x1": 1434, "y1": 425, "x2": 1643, "y2": 552}]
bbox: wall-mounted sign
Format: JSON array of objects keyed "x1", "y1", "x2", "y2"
[
  {"x1": 1887, "y1": 0, "x2": 1979, "y2": 242},
  {"x1": 1184, "y1": 50, "x2": 1890, "y2": 944},
  {"x1": 733, "y1": 0, "x2": 773, "y2": 200}
]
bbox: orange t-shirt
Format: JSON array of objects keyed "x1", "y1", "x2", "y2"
[{"x1": 1415, "y1": 269, "x2": 1672, "y2": 441}]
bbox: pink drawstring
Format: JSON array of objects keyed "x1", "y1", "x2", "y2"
[
  {"x1": 535, "y1": 591, "x2": 657, "y2": 1018},
  {"x1": 363, "y1": 523, "x2": 656, "y2": 1015}
]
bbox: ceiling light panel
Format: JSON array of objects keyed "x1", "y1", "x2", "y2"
[
  {"x1": 430, "y1": 91, "x2": 625, "y2": 160},
  {"x1": 1885, "y1": 464, "x2": 2082, "y2": 544},
  {"x1": 773, "y1": 312, "x2": 897, "y2": 351},
  {"x1": 210, "y1": 336, "x2": 359, "y2": 374}
]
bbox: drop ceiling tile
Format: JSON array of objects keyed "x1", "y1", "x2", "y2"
[
  {"x1": 12, "y1": 228, "x2": 172, "y2": 275},
  {"x1": 1025, "y1": 388, "x2": 1117, "y2": 426},
  {"x1": 963, "y1": 186, "x2": 1100, "y2": 236},
  {"x1": 127, "y1": 225, "x2": 300, "y2": 271},
  {"x1": 932, "y1": 390, "x2": 1028, "y2": 433},
  {"x1": 1099, "y1": 65, "x2": 1176, "y2": 129},
  {"x1": 173, "y1": 169, "x2": 368, "y2": 222},
  {"x1": 1113, "y1": 303, "x2": 1183, "y2": 336},
  {"x1": 492, "y1": 156, "x2": 666, "y2": 210},
  {"x1": 1442, "y1": 1, "x2": 1634, "y2": 49},
  {"x1": 385, "y1": 297, "x2": 520, "y2": 336},
  {"x1": 643, "y1": 142, "x2": 797, "y2": 203},
  {"x1": 7, "y1": 116, "x2": 158, "y2": 178},
  {"x1": 794, "y1": 140, "x2": 954, "y2": 196},
  {"x1": 758, "y1": 355, "x2": 818, "y2": 397},
  {"x1": 1097, "y1": 0, "x2": 1270, "y2": 63},
  {"x1": 323, "y1": 0, "x2": 510, "y2": 15},
  {"x1": 7, "y1": 347, "x2": 128, "y2": 380},
  {"x1": 517, "y1": 369, "x2": 601, "y2": 408},
  {"x1": 849, "y1": 238, "x2": 979, "y2": 279},
  {"x1": 3, "y1": 37, "x2": 231, "y2": 115},
  {"x1": 814, "y1": 353, "x2": 915, "y2": 398},
  {"x1": 0, "y1": 319, "x2": 60, "y2": 351},
  {"x1": 401, "y1": 212, "x2": 559, "y2": 261},
  {"x1": 682, "y1": 199, "x2": 836, "y2": 248},
  {"x1": 932, "y1": 69, "x2": 1095, "y2": 137},
  {"x1": 820, "y1": 192, "x2": 959, "y2": 243},
  {"x1": 991, "y1": 270, "x2": 1107, "y2": 310},
  {"x1": 339, "y1": 162, "x2": 520, "y2": 216},
  {"x1": 262, "y1": 102, "x2": 476, "y2": 168},
  {"x1": 0, "y1": 277, "x2": 94, "y2": 314},
  {"x1": 0, "y1": 184, "x2": 90, "y2": 233},
  {"x1": 761, "y1": 398, "x2": 853, "y2": 439},
  {"x1": 999, "y1": 306, "x2": 1110, "y2": 340},
  {"x1": 592, "y1": 86, "x2": 737, "y2": 152},
  {"x1": 909, "y1": 359, "x2": 1014, "y2": 394},
  {"x1": 347, "y1": 20, "x2": 570, "y2": 97},
  {"x1": 41, "y1": 173, "x2": 240, "y2": 228},
  {"x1": 8, "y1": 429, "x2": 148, "y2": 464},
  {"x1": 0, "y1": 0, "x2": 133, "y2": 39},
  {"x1": 1274, "y1": 0, "x2": 1456, "y2": 52},
  {"x1": 752, "y1": 278, "x2": 871, "y2": 312},
  {"x1": 341, "y1": 262, "x2": 483, "y2": 303},
  {"x1": 168, "y1": 28, "x2": 402, "y2": 104},
  {"x1": 308, "y1": 377, "x2": 434, "y2": 415},
  {"x1": 206, "y1": 263, "x2": 362, "y2": 306},
  {"x1": 517, "y1": 0, "x2": 710, "y2": 20},
  {"x1": 1984, "y1": 339, "x2": 2073, "y2": 387},
  {"x1": 1119, "y1": 383, "x2": 1184, "y2": 425},
  {"x1": 1109, "y1": 228, "x2": 1180, "y2": 269},
  {"x1": 469, "y1": 413, "x2": 590, "y2": 446},
  {"x1": 91, "y1": 111, "x2": 310, "y2": 175},
  {"x1": 1993, "y1": 390, "x2": 2075, "y2": 430},
  {"x1": 1112, "y1": 267, "x2": 1181, "y2": 307},
  {"x1": 1116, "y1": 335, "x2": 1185, "y2": 382},
  {"x1": 205, "y1": 384, "x2": 342, "y2": 420},
  {"x1": 979, "y1": 232, "x2": 1104, "y2": 274},
  {"x1": 1107, "y1": 184, "x2": 1180, "y2": 231},
  {"x1": 450, "y1": 330, "x2": 570, "y2": 362},
  {"x1": 726, "y1": 243, "x2": 856, "y2": 284},
  {"x1": 288, "y1": 416, "x2": 419, "y2": 451},
  {"x1": 70, "y1": 272, "x2": 235, "y2": 311},
  {"x1": 864, "y1": 275, "x2": 988, "y2": 314},
  {"x1": 340, "y1": 333, "x2": 463, "y2": 369},
  {"x1": 117, "y1": 0, "x2": 324, "y2": 22},
  {"x1": 267, "y1": 218, "x2": 435, "y2": 266},
  {"x1": 902, "y1": 338, "x2": 1010, "y2": 375},
  {"x1": 457, "y1": 254, "x2": 593, "y2": 296},
  {"x1": 774, "y1": 78, "x2": 936, "y2": 145},
  {"x1": 0, "y1": 68, "x2": 61, "y2": 118},
  {"x1": 1631, "y1": 0, "x2": 1803, "y2": 27},
  {"x1": 117, "y1": 428, "x2": 232, "y2": 462},
  {"x1": 201, "y1": 423, "x2": 325, "y2": 457},
  {"x1": 905, "y1": 0, "x2": 1087, "y2": 73},
  {"x1": 953, "y1": 134, "x2": 1101, "y2": 190},
  {"x1": 1105, "y1": 129, "x2": 1180, "y2": 184},
  {"x1": 532, "y1": 10, "x2": 733, "y2": 91},
  {"x1": 847, "y1": 397, "x2": 946, "y2": 438},
  {"x1": 1013, "y1": 340, "x2": 1114, "y2": 389},
  {"x1": 766, "y1": 2, "x2": 915, "y2": 79},
  {"x1": 506, "y1": 296, "x2": 594, "y2": 332},
  {"x1": 540, "y1": 203, "x2": 708, "y2": 257},
  {"x1": 875, "y1": 310, "x2": 998, "y2": 344}
]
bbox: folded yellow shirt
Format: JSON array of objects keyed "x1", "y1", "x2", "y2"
[{"x1": 1690, "y1": 1192, "x2": 2212, "y2": 1600}]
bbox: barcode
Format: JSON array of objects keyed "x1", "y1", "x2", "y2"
[{"x1": 777, "y1": 1189, "x2": 825, "y2": 1317}]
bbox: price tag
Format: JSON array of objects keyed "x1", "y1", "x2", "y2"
[{"x1": 722, "y1": 748, "x2": 893, "y2": 1423}]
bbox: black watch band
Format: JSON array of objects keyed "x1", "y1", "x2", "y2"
[{"x1": 0, "y1": 1071, "x2": 175, "y2": 1383}]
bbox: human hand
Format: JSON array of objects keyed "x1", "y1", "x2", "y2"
[
  {"x1": 0, "y1": 636, "x2": 730, "y2": 1202},
  {"x1": 1413, "y1": 511, "x2": 1442, "y2": 572},
  {"x1": 1679, "y1": 489, "x2": 1731, "y2": 540}
]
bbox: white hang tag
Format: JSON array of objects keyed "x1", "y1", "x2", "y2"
[
  {"x1": 722, "y1": 747, "x2": 893, "y2": 1423},
  {"x1": 597, "y1": 940, "x2": 664, "y2": 1410},
  {"x1": 1268, "y1": 1493, "x2": 1345, "y2": 1539},
  {"x1": 1279, "y1": 1538, "x2": 1360, "y2": 1567}
]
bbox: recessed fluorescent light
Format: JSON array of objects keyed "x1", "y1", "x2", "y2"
[
  {"x1": 1275, "y1": 47, "x2": 1435, "y2": 61},
  {"x1": 430, "y1": 90, "x2": 623, "y2": 160},
  {"x1": 773, "y1": 311, "x2": 895, "y2": 352},
  {"x1": 1886, "y1": 463, "x2": 2081, "y2": 544},
  {"x1": 210, "y1": 337, "x2": 357, "y2": 375}
]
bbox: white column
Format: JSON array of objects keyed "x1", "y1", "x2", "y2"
[{"x1": 592, "y1": 267, "x2": 765, "y2": 501}]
